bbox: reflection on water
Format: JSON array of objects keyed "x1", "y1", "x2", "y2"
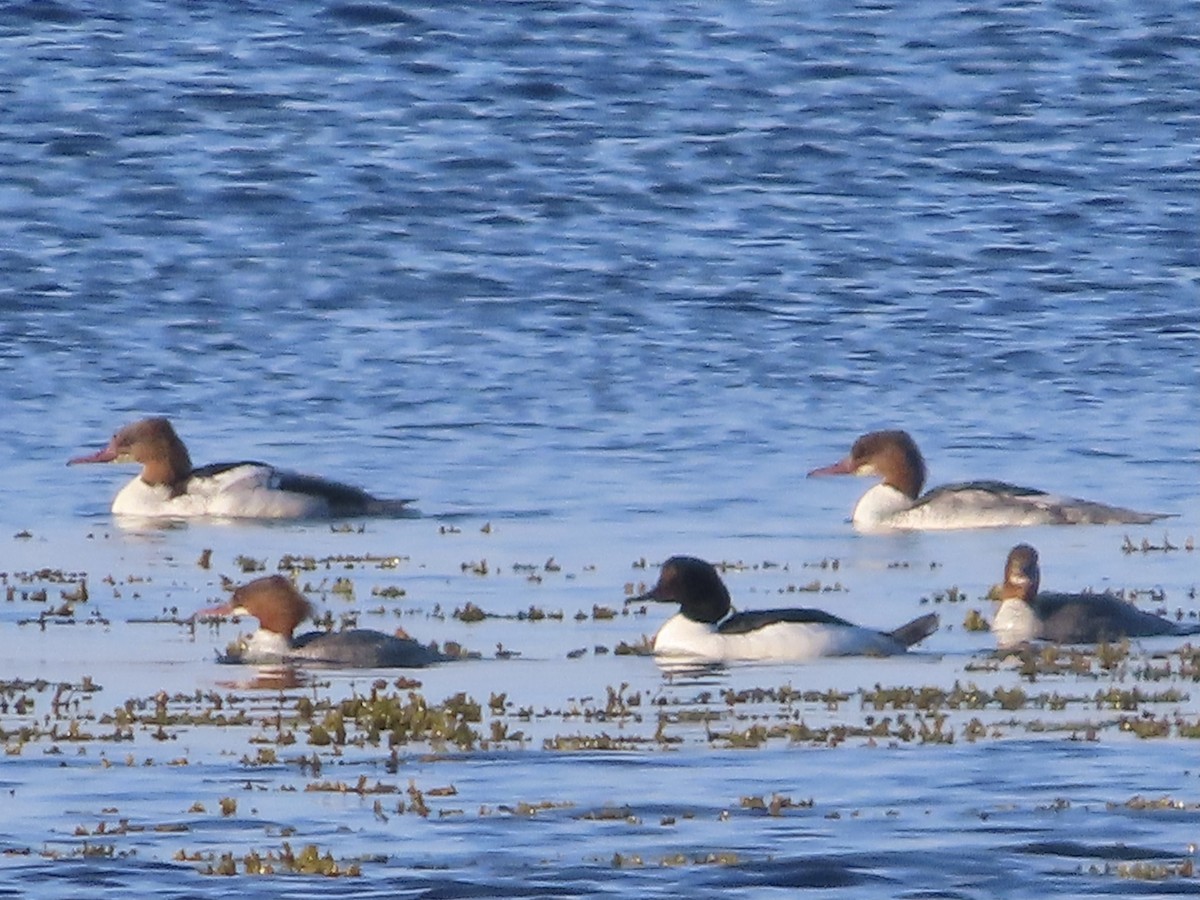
[
  {"x1": 653, "y1": 659, "x2": 733, "y2": 684},
  {"x1": 210, "y1": 665, "x2": 311, "y2": 692}
]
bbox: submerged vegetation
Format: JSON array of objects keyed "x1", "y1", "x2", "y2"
[{"x1": 2, "y1": 537, "x2": 1197, "y2": 883}]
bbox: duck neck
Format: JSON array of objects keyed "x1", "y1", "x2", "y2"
[{"x1": 141, "y1": 440, "x2": 193, "y2": 492}]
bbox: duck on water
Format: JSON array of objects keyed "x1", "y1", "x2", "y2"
[
  {"x1": 990, "y1": 544, "x2": 1200, "y2": 649},
  {"x1": 200, "y1": 575, "x2": 452, "y2": 668},
  {"x1": 70, "y1": 417, "x2": 413, "y2": 519},
  {"x1": 808, "y1": 430, "x2": 1169, "y2": 531},
  {"x1": 628, "y1": 556, "x2": 938, "y2": 662}
]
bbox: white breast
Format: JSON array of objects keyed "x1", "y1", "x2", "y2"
[
  {"x1": 851, "y1": 484, "x2": 919, "y2": 531},
  {"x1": 652, "y1": 614, "x2": 902, "y2": 662},
  {"x1": 235, "y1": 629, "x2": 293, "y2": 663},
  {"x1": 991, "y1": 600, "x2": 1039, "y2": 648},
  {"x1": 111, "y1": 466, "x2": 329, "y2": 518},
  {"x1": 112, "y1": 478, "x2": 205, "y2": 516}
]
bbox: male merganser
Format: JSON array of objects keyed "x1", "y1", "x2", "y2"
[
  {"x1": 628, "y1": 556, "x2": 938, "y2": 662},
  {"x1": 807, "y1": 430, "x2": 1168, "y2": 531},
  {"x1": 201, "y1": 575, "x2": 449, "y2": 667},
  {"x1": 69, "y1": 417, "x2": 413, "y2": 519},
  {"x1": 990, "y1": 544, "x2": 1200, "y2": 649}
]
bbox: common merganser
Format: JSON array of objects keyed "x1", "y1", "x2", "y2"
[
  {"x1": 69, "y1": 417, "x2": 413, "y2": 519},
  {"x1": 991, "y1": 544, "x2": 1200, "y2": 649},
  {"x1": 201, "y1": 575, "x2": 449, "y2": 668},
  {"x1": 807, "y1": 430, "x2": 1168, "y2": 531},
  {"x1": 628, "y1": 556, "x2": 938, "y2": 662}
]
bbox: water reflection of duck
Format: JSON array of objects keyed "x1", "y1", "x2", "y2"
[
  {"x1": 808, "y1": 430, "x2": 1169, "y2": 531},
  {"x1": 991, "y1": 544, "x2": 1200, "y2": 649},
  {"x1": 70, "y1": 417, "x2": 413, "y2": 518},
  {"x1": 202, "y1": 575, "x2": 448, "y2": 668},
  {"x1": 628, "y1": 556, "x2": 938, "y2": 662}
]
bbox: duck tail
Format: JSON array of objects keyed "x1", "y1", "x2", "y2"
[
  {"x1": 364, "y1": 497, "x2": 420, "y2": 517},
  {"x1": 890, "y1": 612, "x2": 939, "y2": 648}
]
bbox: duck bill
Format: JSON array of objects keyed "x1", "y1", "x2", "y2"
[
  {"x1": 807, "y1": 456, "x2": 855, "y2": 478},
  {"x1": 68, "y1": 445, "x2": 118, "y2": 465},
  {"x1": 626, "y1": 587, "x2": 668, "y2": 605},
  {"x1": 195, "y1": 599, "x2": 240, "y2": 620}
]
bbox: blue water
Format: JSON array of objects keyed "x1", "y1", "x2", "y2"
[{"x1": 1, "y1": 0, "x2": 1198, "y2": 895}]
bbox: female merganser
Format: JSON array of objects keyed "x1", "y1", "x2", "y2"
[
  {"x1": 991, "y1": 544, "x2": 1200, "y2": 649},
  {"x1": 201, "y1": 575, "x2": 449, "y2": 667},
  {"x1": 69, "y1": 417, "x2": 413, "y2": 519},
  {"x1": 807, "y1": 430, "x2": 1168, "y2": 531},
  {"x1": 628, "y1": 556, "x2": 938, "y2": 662}
]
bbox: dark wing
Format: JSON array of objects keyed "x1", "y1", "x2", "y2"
[
  {"x1": 1035, "y1": 592, "x2": 1184, "y2": 642},
  {"x1": 718, "y1": 608, "x2": 856, "y2": 635},
  {"x1": 923, "y1": 480, "x2": 1047, "y2": 500},
  {"x1": 190, "y1": 460, "x2": 269, "y2": 478},
  {"x1": 273, "y1": 470, "x2": 380, "y2": 513},
  {"x1": 289, "y1": 629, "x2": 446, "y2": 667},
  {"x1": 275, "y1": 471, "x2": 416, "y2": 515}
]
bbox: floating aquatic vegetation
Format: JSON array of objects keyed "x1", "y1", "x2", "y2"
[
  {"x1": 279, "y1": 554, "x2": 319, "y2": 571},
  {"x1": 739, "y1": 793, "x2": 811, "y2": 815},
  {"x1": 580, "y1": 805, "x2": 639, "y2": 823},
  {"x1": 1117, "y1": 794, "x2": 1197, "y2": 811},
  {"x1": 963, "y1": 609, "x2": 990, "y2": 631},
  {"x1": 305, "y1": 775, "x2": 398, "y2": 795},
  {"x1": 1122, "y1": 534, "x2": 1195, "y2": 555},
  {"x1": 920, "y1": 585, "x2": 966, "y2": 604},
  {"x1": 1118, "y1": 715, "x2": 1172, "y2": 738},
  {"x1": 39, "y1": 842, "x2": 133, "y2": 861},
  {"x1": 1095, "y1": 686, "x2": 1187, "y2": 710},
  {"x1": 4, "y1": 568, "x2": 89, "y2": 586},
  {"x1": 454, "y1": 602, "x2": 487, "y2": 623},
  {"x1": 240, "y1": 747, "x2": 278, "y2": 766},
  {"x1": 371, "y1": 585, "x2": 406, "y2": 599},
  {"x1": 613, "y1": 638, "x2": 653, "y2": 656},
  {"x1": 73, "y1": 817, "x2": 181, "y2": 837},
  {"x1": 184, "y1": 842, "x2": 363, "y2": 877},
  {"x1": 1112, "y1": 859, "x2": 1195, "y2": 880},
  {"x1": 235, "y1": 555, "x2": 266, "y2": 573},
  {"x1": 490, "y1": 799, "x2": 574, "y2": 817},
  {"x1": 780, "y1": 579, "x2": 846, "y2": 594},
  {"x1": 612, "y1": 849, "x2": 741, "y2": 868},
  {"x1": 803, "y1": 557, "x2": 839, "y2": 570},
  {"x1": 543, "y1": 733, "x2": 653, "y2": 751}
]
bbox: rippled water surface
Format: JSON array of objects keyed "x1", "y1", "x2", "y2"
[{"x1": 1, "y1": 0, "x2": 1198, "y2": 896}]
